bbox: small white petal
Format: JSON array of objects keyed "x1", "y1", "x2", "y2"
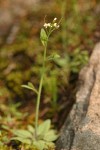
[
  {"x1": 44, "y1": 23, "x2": 48, "y2": 28},
  {"x1": 47, "y1": 23, "x2": 51, "y2": 27},
  {"x1": 54, "y1": 18, "x2": 57, "y2": 21},
  {"x1": 44, "y1": 23, "x2": 47, "y2": 26},
  {"x1": 54, "y1": 23, "x2": 57, "y2": 27},
  {"x1": 56, "y1": 25, "x2": 60, "y2": 28}
]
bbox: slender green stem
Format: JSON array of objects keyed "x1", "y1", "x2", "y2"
[{"x1": 35, "y1": 44, "x2": 47, "y2": 139}]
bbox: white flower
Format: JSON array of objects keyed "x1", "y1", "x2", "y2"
[
  {"x1": 54, "y1": 18, "x2": 57, "y2": 21},
  {"x1": 47, "y1": 23, "x2": 51, "y2": 27},
  {"x1": 54, "y1": 23, "x2": 57, "y2": 27},
  {"x1": 56, "y1": 25, "x2": 60, "y2": 28},
  {"x1": 44, "y1": 23, "x2": 52, "y2": 28},
  {"x1": 43, "y1": 18, "x2": 59, "y2": 30},
  {"x1": 44, "y1": 23, "x2": 48, "y2": 28}
]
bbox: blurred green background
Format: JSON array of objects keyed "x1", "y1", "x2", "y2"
[{"x1": 0, "y1": 0, "x2": 100, "y2": 110}]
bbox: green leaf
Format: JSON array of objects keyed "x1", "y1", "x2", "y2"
[
  {"x1": 37, "y1": 119, "x2": 51, "y2": 136},
  {"x1": 0, "y1": 141, "x2": 3, "y2": 146},
  {"x1": 11, "y1": 137, "x2": 31, "y2": 144},
  {"x1": 21, "y1": 82, "x2": 38, "y2": 94},
  {"x1": 34, "y1": 140, "x2": 45, "y2": 150},
  {"x1": 27, "y1": 125, "x2": 35, "y2": 134},
  {"x1": 45, "y1": 142, "x2": 55, "y2": 149},
  {"x1": 2, "y1": 125, "x2": 10, "y2": 131},
  {"x1": 47, "y1": 53, "x2": 60, "y2": 61},
  {"x1": 21, "y1": 85, "x2": 32, "y2": 90},
  {"x1": 53, "y1": 54, "x2": 60, "y2": 59},
  {"x1": 13, "y1": 129, "x2": 32, "y2": 138},
  {"x1": 54, "y1": 55, "x2": 70, "y2": 67},
  {"x1": 43, "y1": 130, "x2": 58, "y2": 142},
  {"x1": 40, "y1": 28, "x2": 48, "y2": 46}
]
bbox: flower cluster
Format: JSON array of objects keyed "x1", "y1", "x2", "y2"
[{"x1": 44, "y1": 18, "x2": 60, "y2": 29}]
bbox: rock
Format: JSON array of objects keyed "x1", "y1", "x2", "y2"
[{"x1": 56, "y1": 42, "x2": 100, "y2": 150}]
